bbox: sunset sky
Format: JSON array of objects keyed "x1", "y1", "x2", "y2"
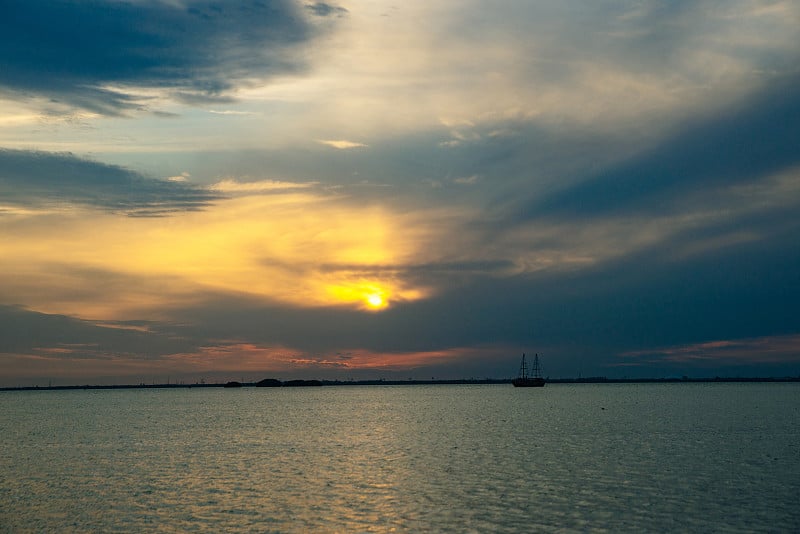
[{"x1": 2, "y1": 0, "x2": 800, "y2": 386}]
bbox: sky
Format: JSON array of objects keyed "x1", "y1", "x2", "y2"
[{"x1": 2, "y1": 0, "x2": 800, "y2": 386}]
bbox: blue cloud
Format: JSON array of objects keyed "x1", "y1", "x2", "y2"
[
  {"x1": 0, "y1": 304, "x2": 197, "y2": 358},
  {"x1": 521, "y1": 74, "x2": 800, "y2": 220},
  {"x1": 305, "y1": 2, "x2": 348, "y2": 17},
  {"x1": 0, "y1": 149, "x2": 223, "y2": 216},
  {"x1": 0, "y1": 0, "x2": 317, "y2": 114}
]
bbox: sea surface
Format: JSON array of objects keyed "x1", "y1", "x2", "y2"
[{"x1": 1, "y1": 383, "x2": 798, "y2": 533}]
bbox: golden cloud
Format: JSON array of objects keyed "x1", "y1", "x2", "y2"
[{"x1": 1, "y1": 190, "x2": 436, "y2": 320}]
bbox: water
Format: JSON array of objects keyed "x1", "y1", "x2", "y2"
[{"x1": 1, "y1": 383, "x2": 798, "y2": 532}]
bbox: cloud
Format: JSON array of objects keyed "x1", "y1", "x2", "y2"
[
  {"x1": 517, "y1": 74, "x2": 800, "y2": 222},
  {"x1": 255, "y1": 0, "x2": 800, "y2": 146},
  {"x1": 210, "y1": 178, "x2": 318, "y2": 194},
  {"x1": 0, "y1": 149, "x2": 223, "y2": 216},
  {"x1": 0, "y1": 302, "x2": 483, "y2": 386},
  {"x1": 370, "y1": 74, "x2": 800, "y2": 284},
  {"x1": 0, "y1": 186, "x2": 444, "y2": 319},
  {"x1": 305, "y1": 3, "x2": 348, "y2": 18},
  {"x1": 0, "y1": 304, "x2": 277, "y2": 385},
  {"x1": 6, "y1": 71, "x2": 797, "y2": 376},
  {"x1": 618, "y1": 335, "x2": 800, "y2": 366},
  {"x1": 0, "y1": 304, "x2": 197, "y2": 360},
  {"x1": 4, "y1": 1, "x2": 800, "y2": 385},
  {"x1": 166, "y1": 172, "x2": 191, "y2": 183},
  {"x1": 0, "y1": 0, "x2": 322, "y2": 115},
  {"x1": 207, "y1": 110, "x2": 258, "y2": 116},
  {"x1": 453, "y1": 175, "x2": 479, "y2": 185},
  {"x1": 319, "y1": 140, "x2": 369, "y2": 149},
  {"x1": 0, "y1": 302, "x2": 497, "y2": 386}
]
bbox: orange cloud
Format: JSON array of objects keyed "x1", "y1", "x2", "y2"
[
  {"x1": 618, "y1": 335, "x2": 800, "y2": 365},
  {"x1": 154, "y1": 343, "x2": 496, "y2": 382},
  {"x1": 166, "y1": 343, "x2": 467, "y2": 373},
  {"x1": 1, "y1": 190, "x2": 439, "y2": 320}
]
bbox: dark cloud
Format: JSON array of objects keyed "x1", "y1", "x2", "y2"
[
  {"x1": 164, "y1": 159, "x2": 800, "y2": 379},
  {"x1": 0, "y1": 149, "x2": 223, "y2": 216},
  {"x1": 0, "y1": 305, "x2": 196, "y2": 359},
  {"x1": 164, "y1": 221, "x2": 800, "y2": 380},
  {"x1": 3, "y1": 214, "x2": 798, "y2": 383},
  {"x1": 83, "y1": 71, "x2": 799, "y2": 377},
  {"x1": 519, "y1": 74, "x2": 800, "y2": 221},
  {"x1": 0, "y1": 0, "x2": 317, "y2": 114},
  {"x1": 305, "y1": 2, "x2": 348, "y2": 17}
]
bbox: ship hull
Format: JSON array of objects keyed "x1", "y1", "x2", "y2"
[{"x1": 512, "y1": 378, "x2": 545, "y2": 387}]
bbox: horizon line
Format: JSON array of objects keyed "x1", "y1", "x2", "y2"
[{"x1": 3, "y1": 375, "x2": 800, "y2": 392}]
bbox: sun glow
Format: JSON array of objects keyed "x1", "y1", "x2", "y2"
[
  {"x1": 1, "y1": 190, "x2": 439, "y2": 319},
  {"x1": 366, "y1": 293, "x2": 384, "y2": 308},
  {"x1": 326, "y1": 282, "x2": 391, "y2": 311}
]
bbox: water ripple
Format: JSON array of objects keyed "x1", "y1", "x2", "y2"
[{"x1": 1, "y1": 384, "x2": 799, "y2": 532}]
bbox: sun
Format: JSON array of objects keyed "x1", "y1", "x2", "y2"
[
  {"x1": 325, "y1": 282, "x2": 393, "y2": 311},
  {"x1": 366, "y1": 293, "x2": 385, "y2": 308}
]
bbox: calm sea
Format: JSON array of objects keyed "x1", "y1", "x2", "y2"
[{"x1": 1, "y1": 383, "x2": 798, "y2": 533}]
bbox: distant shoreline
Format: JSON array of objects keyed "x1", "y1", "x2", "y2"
[{"x1": 2, "y1": 376, "x2": 799, "y2": 392}]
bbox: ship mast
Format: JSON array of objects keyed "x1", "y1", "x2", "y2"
[
  {"x1": 531, "y1": 353, "x2": 542, "y2": 379},
  {"x1": 518, "y1": 353, "x2": 528, "y2": 380}
]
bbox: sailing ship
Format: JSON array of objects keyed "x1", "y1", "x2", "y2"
[{"x1": 512, "y1": 353, "x2": 545, "y2": 387}]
